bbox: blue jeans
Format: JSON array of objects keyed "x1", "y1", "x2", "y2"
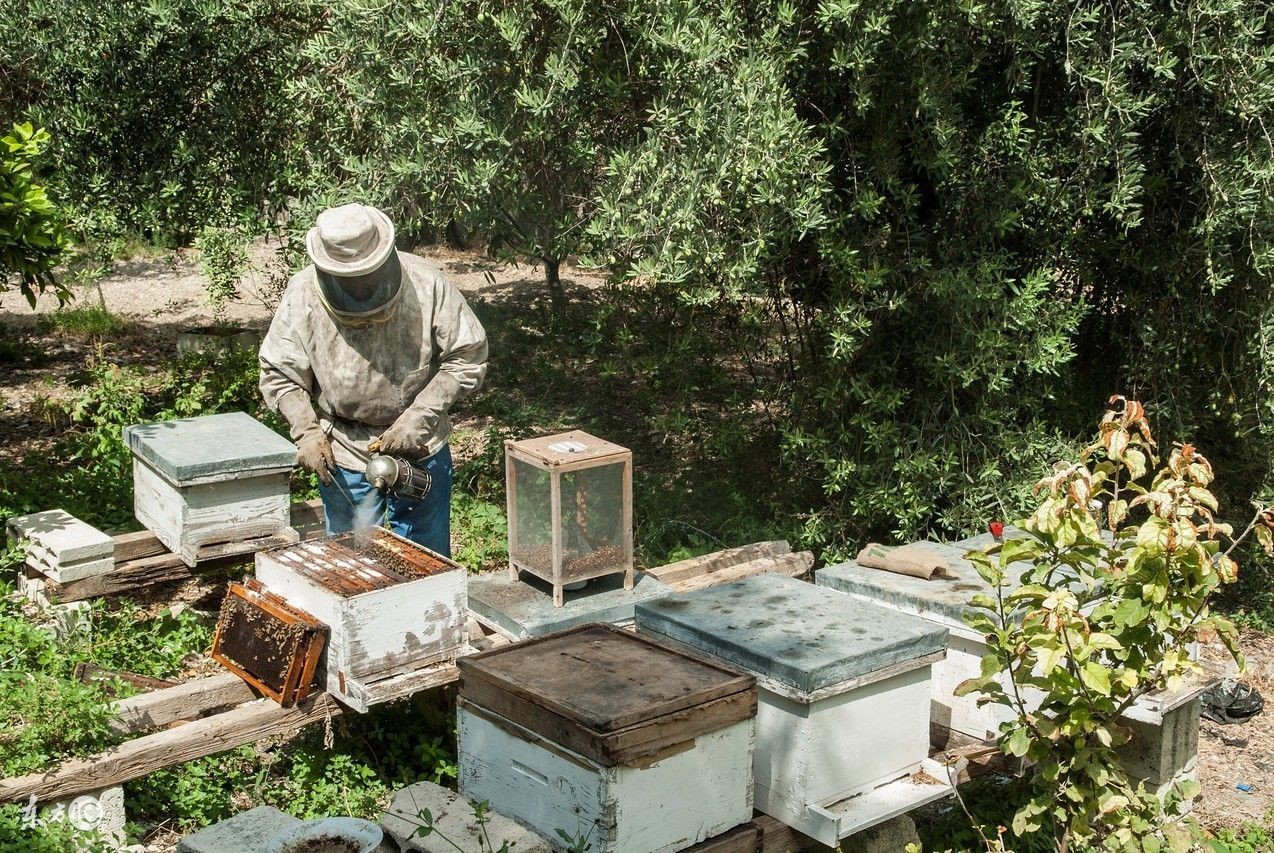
[{"x1": 317, "y1": 445, "x2": 453, "y2": 557}]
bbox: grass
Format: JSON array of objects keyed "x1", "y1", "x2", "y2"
[{"x1": 38, "y1": 305, "x2": 127, "y2": 339}]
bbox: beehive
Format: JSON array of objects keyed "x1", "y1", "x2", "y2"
[
  {"x1": 458, "y1": 624, "x2": 756, "y2": 853},
  {"x1": 211, "y1": 580, "x2": 326, "y2": 706},
  {"x1": 635, "y1": 574, "x2": 952, "y2": 846},
  {"x1": 124, "y1": 412, "x2": 297, "y2": 567},
  {"x1": 505, "y1": 430, "x2": 633, "y2": 606},
  {"x1": 254, "y1": 528, "x2": 467, "y2": 712},
  {"x1": 816, "y1": 535, "x2": 1209, "y2": 799}
]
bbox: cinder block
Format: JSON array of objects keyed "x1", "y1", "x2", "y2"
[
  {"x1": 380, "y1": 780, "x2": 553, "y2": 852},
  {"x1": 177, "y1": 805, "x2": 300, "y2": 853},
  {"x1": 1118, "y1": 697, "x2": 1201, "y2": 803},
  {"x1": 39, "y1": 785, "x2": 127, "y2": 848},
  {"x1": 7, "y1": 509, "x2": 114, "y2": 564},
  {"x1": 842, "y1": 815, "x2": 920, "y2": 852}
]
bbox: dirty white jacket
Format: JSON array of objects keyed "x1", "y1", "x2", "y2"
[{"x1": 259, "y1": 252, "x2": 488, "y2": 470}]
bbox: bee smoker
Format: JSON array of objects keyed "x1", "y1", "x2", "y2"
[{"x1": 365, "y1": 454, "x2": 432, "y2": 500}]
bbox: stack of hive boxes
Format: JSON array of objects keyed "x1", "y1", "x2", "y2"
[
  {"x1": 457, "y1": 624, "x2": 757, "y2": 853},
  {"x1": 635, "y1": 573, "x2": 952, "y2": 846}
]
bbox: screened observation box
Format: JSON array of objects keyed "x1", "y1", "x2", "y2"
[{"x1": 505, "y1": 430, "x2": 633, "y2": 607}]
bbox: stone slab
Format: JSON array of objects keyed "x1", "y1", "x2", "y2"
[
  {"x1": 177, "y1": 805, "x2": 300, "y2": 853},
  {"x1": 124, "y1": 412, "x2": 297, "y2": 485},
  {"x1": 468, "y1": 569, "x2": 671, "y2": 639},
  {"x1": 636, "y1": 574, "x2": 948, "y2": 695},
  {"x1": 380, "y1": 780, "x2": 553, "y2": 852},
  {"x1": 7, "y1": 509, "x2": 114, "y2": 563}
]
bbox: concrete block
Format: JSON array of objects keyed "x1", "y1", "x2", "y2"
[
  {"x1": 26, "y1": 544, "x2": 113, "y2": 585},
  {"x1": 7, "y1": 509, "x2": 114, "y2": 564},
  {"x1": 177, "y1": 805, "x2": 300, "y2": 853},
  {"x1": 468, "y1": 569, "x2": 671, "y2": 639},
  {"x1": 123, "y1": 412, "x2": 296, "y2": 483},
  {"x1": 1118, "y1": 697, "x2": 1201, "y2": 801},
  {"x1": 841, "y1": 815, "x2": 920, "y2": 853},
  {"x1": 380, "y1": 780, "x2": 553, "y2": 853},
  {"x1": 39, "y1": 785, "x2": 127, "y2": 848},
  {"x1": 635, "y1": 574, "x2": 948, "y2": 694}
]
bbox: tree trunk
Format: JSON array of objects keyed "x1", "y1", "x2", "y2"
[{"x1": 544, "y1": 256, "x2": 566, "y2": 314}]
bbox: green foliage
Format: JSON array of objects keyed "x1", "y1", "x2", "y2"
[
  {"x1": 128, "y1": 694, "x2": 458, "y2": 832},
  {"x1": 956, "y1": 399, "x2": 1259, "y2": 850},
  {"x1": 0, "y1": 0, "x2": 317, "y2": 240},
  {"x1": 0, "y1": 803, "x2": 117, "y2": 852},
  {"x1": 195, "y1": 225, "x2": 250, "y2": 321},
  {"x1": 1206, "y1": 812, "x2": 1274, "y2": 853},
  {"x1": 0, "y1": 122, "x2": 69, "y2": 305},
  {"x1": 0, "y1": 346, "x2": 279, "y2": 530}
]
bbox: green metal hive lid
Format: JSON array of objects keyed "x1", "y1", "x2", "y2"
[
  {"x1": 124, "y1": 412, "x2": 297, "y2": 484},
  {"x1": 635, "y1": 573, "x2": 949, "y2": 696}
]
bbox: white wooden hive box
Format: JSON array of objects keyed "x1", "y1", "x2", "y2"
[
  {"x1": 636, "y1": 573, "x2": 952, "y2": 847},
  {"x1": 457, "y1": 624, "x2": 757, "y2": 853},
  {"x1": 816, "y1": 533, "x2": 1207, "y2": 798},
  {"x1": 124, "y1": 412, "x2": 297, "y2": 567},
  {"x1": 254, "y1": 528, "x2": 468, "y2": 712}
]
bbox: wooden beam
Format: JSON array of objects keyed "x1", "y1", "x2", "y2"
[
  {"x1": 646, "y1": 542, "x2": 792, "y2": 584},
  {"x1": 1, "y1": 693, "x2": 344, "y2": 803},
  {"x1": 669, "y1": 552, "x2": 814, "y2": 593},
  {"x1": 754, "y1": 814, "x2": 830, "y2": 852},
  {"x1": 110, "y1": 672, "x2": 259, "y2": 735}
]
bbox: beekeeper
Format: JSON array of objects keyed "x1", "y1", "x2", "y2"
[{"x1": 259, "y1": 203, "x2": 488, "y2": 556}]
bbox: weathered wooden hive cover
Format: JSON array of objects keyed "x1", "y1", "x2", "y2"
[
  {"x1": 124, "y1": 411, "x2": 296, "y2": 485},
  {"x1": 458, "y1": 623, "x2": 756, "y2": 766},
  {"x1": 636, "y1": 574, "x2": 949, "y2": 698}
]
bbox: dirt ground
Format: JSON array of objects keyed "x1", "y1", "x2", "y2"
[{"x1": 2, "y1": 246, "x2": 1272, "y2": 838}]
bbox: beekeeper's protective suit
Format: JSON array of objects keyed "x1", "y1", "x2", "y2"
[{"x1": 259, "y1": 204, "x2": 488, "y2": 555}]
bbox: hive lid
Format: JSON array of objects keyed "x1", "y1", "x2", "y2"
[
  {"x1": 815, "y1": 539, "x2": 1035, "y2": 632},
  {"x1": 635, "y1": 574, "x2": 949, "y2": 697},
  {"x1": 124, "y1": 412, "x2": 297, "y2": 483},
  {"x1": 458, "y1": 623, "x2": 755, "y2": 766},
  {"x1": 505, "y1": 429, "x2": 629, "y2": 469}
]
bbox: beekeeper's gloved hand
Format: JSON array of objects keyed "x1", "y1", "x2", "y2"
[
  {"x1": 278, "y1": 391, "x2": 335, "y2": 485},
  {"x1": 375, "y1": 409, "x2": 430, "y2": 457}
]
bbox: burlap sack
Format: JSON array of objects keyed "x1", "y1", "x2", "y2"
[{"x1": 856, "y1": 542, "x2": 956, "y2": 580}]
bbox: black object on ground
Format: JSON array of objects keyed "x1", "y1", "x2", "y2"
[{"x1": 1201, "y1": 679, "x2": 1264, "y2": 724}]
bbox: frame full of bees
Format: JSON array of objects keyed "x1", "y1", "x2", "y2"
[
  {"x1": 211, "y1": 579, "x2": 327, "y2": 707},
  {"x1": 505, "y1": 430, "x2": 634, "y2": 607}
]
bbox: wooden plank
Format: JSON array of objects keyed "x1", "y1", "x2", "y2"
[
  {"x1": 1, "y1": 694, "x2": 343, "y2": 803},
  {"x1": 646, "y1": 541, "x2": 792, "y2": 584},
  {"x1": 110, "y1": 672, "x2": 259, "y2": 735},
  {"x1": 111, "y1": 529, "x2": 169, "y2": 562},
  {"x1": 49, "y1": 530, "x2": 299, "y2": 603},
  {"x1": 686, "y1": 822, "x2": 763, "y2": 853},
  {"x1": 74, "y1": 663, "x2": 176, "y2": 695},
  {"x1": 755, "y1": 814, "x2": 829, "y2": 853},
  {"x1": 670, "y1": 552, "x2": 814, "y2": 593}
]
